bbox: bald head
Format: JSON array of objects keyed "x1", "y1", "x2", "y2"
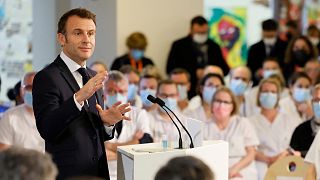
[
  {"x1": 230, "y1": 66, "x2": 252, "y2": 83},
  {"x1": 203, "y1": 65, "x2": 224, "y2": 77}
]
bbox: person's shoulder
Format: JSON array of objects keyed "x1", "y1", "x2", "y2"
[
  {"x1": 249, "y1": 40, "x2": 264, "y2": 48},
  {"x1": 114, "y1": 54, "x2": 129, "y2": 61},
  {"x1": 1, "y1": 104, "x2": 25, "y2": 120},
  {"x1": 172, "y1": 35, "x2": 192, "y2": 45},
  {"x1": 295, "y1": 119, "x2": 312, "y2": 130}
]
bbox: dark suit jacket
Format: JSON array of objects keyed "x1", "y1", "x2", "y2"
[
  {"x1": 247, "y1": 38, "x2": 288, "y2": 85},
  {"x1": 110, "y1": 54, "x2": 154, "y2": 71},
  {"x1": 166, "y1": 35, "x2": 229, "y2": 98},
  {"x1": 33, "y1": 56, "x2": 112, "y2": 179}
]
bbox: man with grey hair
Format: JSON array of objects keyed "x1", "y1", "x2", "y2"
[
  {"x1": 0, "y1": 147, "x2": 57, "y2": 180},
  {"x1": 103, "y1": 70, "x2": 153, "y2": 180},
  {"x1": 228, "y1": 66, "x2": 252, "y2": 117},
  {"x1": 0, "y1": 72, "x2": 44, "y2": 152}
]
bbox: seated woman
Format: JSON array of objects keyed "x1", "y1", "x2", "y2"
[
  {"x1": 184, "y1": 73, "x2": 224, "y2": 137},
  {"x1": 207, "y1": 86, "x2": 259, "y2": 180},
  {"x1": 248, "y1": 78, "x2": 301, "y2": 180},
  {"x1": 279, "y1": 72, "x2": 313, "y2": 122}
]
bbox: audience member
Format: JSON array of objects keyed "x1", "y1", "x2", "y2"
[
  {"x1": 248, "y1": 78, "x2": 300, "y2": 180},
  {"x1": 111, "y1": 32, "x2": 154, "y2": 72},
  {"x1": 119, "y1": 65, "x2": 141, "y2": 107},
  {"x1": 140, "y1": 64, "x2": 162, "y2": 81},
  {"x1": 228, "y1": 66, "x2": 252, "y2": 117},
  {"x1": 155, "y1": 156, "x2": 214, "y2": 180},
  {"x1": 0, "y1": 147, "x2": 57, "y2": 180},
  {"x1": 208, "y1": 87, "x2": 259, "y2": 180},
  {"x1": 203, "y1": 65, "x2": 224, "y2": 77},
  {"x1": 185, "y1": 73, "x2": 225, "y2": 125},
  {"x1": 304, "y1": 59, "x2": 320, "y2": 86},
  {"x1": 290, "y1": 84, "x2": 320, "y2": 157},
  {"x1": 247, "y1": 19, "x2": 288, "y2": 85},
  {"x1": 148, "y1": 80, "x2": 187, "y2": 145},
  {"x1": 284, "y1": 36, "x2": 318, "y2": 78},
  {"x1": 0, "y1": 72, "x2": 44, "y2": 152},
  {"x1": 138, "y1": 74, "x2": 159, "y2": 111},
  {"x1": 103, "y1": 71, "x2": 153, "y2": 180},
  {"x1": 89, "y1": 61, "x2": 108, "y2": 73},
  {"x1": 285, "y1": 20, "x2": 300, "y2": 42},
  {"x1": 306, "y1": 25, "x2": 320, "y2": 53},
  {"x1": 169, "y1": 68, "x2": 195, "y2": 112},
  {"x1": 166, "y1": 15, "x2": 229, "y2": 98},
  {"x1": 279, "y1": 72, "x2": 313, "y2": 122}
]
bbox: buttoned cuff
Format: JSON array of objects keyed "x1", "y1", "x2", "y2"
[{"x1": 73, "y1": 93, "x2": 84, "y2": 111}]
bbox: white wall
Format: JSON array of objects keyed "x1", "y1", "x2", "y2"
[{"x1": 116, "y1": 0, "x2": 203, "y2": 77}]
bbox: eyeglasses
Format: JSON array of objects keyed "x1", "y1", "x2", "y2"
[
  {"x1": 212, "y1": 99, "x2": 233, "y2": 106},
  {"x1": 158, "y1": 93, "x2": 177, "y2": 98}
]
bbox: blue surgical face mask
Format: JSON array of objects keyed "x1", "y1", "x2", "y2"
[
  {"x1": 177, "y1": 85, "x2": 188, "y2": 100},
  {"x1": 313, "y1": 102, "x2": 320, "y2": 120},
  {"x1": 160, "y1": 97, "x2": 177, "y2": 113},
  {"x1": 229, "y1": 79, "x2": 248, "y2": 96},
  {"x1": 140, "y1": 89, "x2": 157, "y2": 107},
  {"x1": 127, "y1": 84, "x2": 138, "y2": 101},
  {"x1": 259, "y1": 92, "x2": 278, "y2": 109},
  {"x1": 131, "y1": 49, "x2": 144, "y2": 61},
  {"x1": 263, "y1": 69, "x2": 279, "y2": 79},
  {"x1": 105, "y1": 93, "x2": 128, "y2": 108},
  {"x1": 202, "y1": 86, "x2": 216, "y2": 104},
  {"x1": 293, "y1": 88, "x2": 311, "y2": 103},
  {"x1": 24, "y1": 91, "x2": 33, "y2": 108}
]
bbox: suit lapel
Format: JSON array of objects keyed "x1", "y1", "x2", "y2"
[{"x1": 54, "y1": 56, "x2": 80, "y2": 93}]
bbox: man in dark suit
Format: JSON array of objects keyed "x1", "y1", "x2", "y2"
[
  {"x1": 33, "y1": 8, "x2": 131, "y2": 179},
  {"x1": 166, "y1": 16, "x2": 229, "y2": 98},
  {"x1": 247, "y1": 19, "x2": 288, "y2": 86}
]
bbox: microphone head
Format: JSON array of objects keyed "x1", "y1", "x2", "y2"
[{"x1": 147, "y1": 95, "x2": 157, "y2": 103}]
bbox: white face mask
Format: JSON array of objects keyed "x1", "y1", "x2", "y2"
[
  {"x1": 263, "y1": 37, "x2": 277, "y2": 46},
  {"x1": 193, "y1": 33, "x2": 208, "y2": 44}
]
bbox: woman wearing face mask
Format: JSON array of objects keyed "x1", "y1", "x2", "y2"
[
  {"x1": 110, "y1": 32, "x2": 154, "y2": 72},
  {"x1": 290, "y1": 84, "x2": 320, "y2": 158},
  {"x1": 184, "y1": 73, "x2": 224, "y2": 130},
  {"x1": 248, "y1": 78, "x2": 301, "y2": 180},
  {"x1": 207, "y1": 87, "x2": 259, "y2": 180},
  {"x1": 284, "y1": 36, "x2": 318, "y2": 79},
  {"x1": 279, "y1": 72, "x2": 313, "y2": 122}
]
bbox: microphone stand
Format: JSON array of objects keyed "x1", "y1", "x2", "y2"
[
  {"x1": 164, "y1": 105, "x2": 194, "y2": 148},
  {"x1": 160, "y1": 106, "x2": 183, "y2": 149}
]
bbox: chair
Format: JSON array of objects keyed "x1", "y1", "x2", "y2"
[{"x1": 264, "y1": 155, "x2": 315, "y2": 180}]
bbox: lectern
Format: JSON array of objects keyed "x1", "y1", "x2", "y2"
[{"x1": 117, "y1": 140, "x2": 228, "y2": 180}]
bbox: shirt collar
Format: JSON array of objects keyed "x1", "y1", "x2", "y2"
[{"x1": 60, "y1": 51, "x2": 86, "y2": 73}]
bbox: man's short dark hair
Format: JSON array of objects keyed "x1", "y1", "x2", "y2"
[
  {"x1": 169, "y1": 68, "x2": 191, "y2": 81},
  {"x1": 191, "y1": 16, "x2": 208, "y2": 26},
  {"x1": 58, "y1": 8, "x2": 96, "y2": 34},
  {"x1": 262, "y1": 19, "x2": 278, "y2": 31}
]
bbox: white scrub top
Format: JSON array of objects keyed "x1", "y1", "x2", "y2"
[
  {"x1": 249, "y1": 111, "x2": 301, "y2": 180},
  {"x1": 305, "y1": 130, "x2": 320, "y2": 180},
  {"x1": 0, "y1": 104, "x2": 45, "y2": 152},
  {"x1": 206, "y1": 115, "x2": 259, "y2": 180},
  {"x1": 279, "y1": 96, "x2": 311, "y2": 122}
]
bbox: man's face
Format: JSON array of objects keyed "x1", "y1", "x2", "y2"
[
  {"x1": 262, "y1": 30, "x2": 277, "y2": 39},
  {"x1": 157, "y1": 84, "x2": 178, "y2": 100},
  {"x1": 231, "y1": 68, "x2": 250, "y2": 84},
  {"x1": 139, "y1": 78, "x2": 158, "y2": 91},
  {"x1": 58, "y1": 15, "x2": 96, "y2": 64},
  {"x1": 104, "y1": 79, "x2": 128, "y2": 98},
  {"x1": 126, "y1": 72, "x2": 140, "y2": 86},
  {"x1": 191, "y1": 23, "x2": 209, "y2": 36},
  {"x1": 263, "y1": 61, "x2": 280, "y2": 71},
  {"x1": 305, "y1": 61, "x2": 320, "y2": 82},
  {"x1": 170, "y1": 73, "x2": 190, "y2": 91}
]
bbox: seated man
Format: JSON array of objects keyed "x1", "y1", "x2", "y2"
[
  {"x1": 119, "y1": 65, "x2": 141, "y2": 107},
  {"x1": 0, "y1": 72, "x2": 44, "y2": 152},
  {"x1": 138, "y1": 74, "x2": 159, "y2": 112},
  {"x1": 103, "y1": 71, "x2": 153, "y2": 180},
  {"x1": 148, "y1": 79, "x2": 187, "y2": 146}
]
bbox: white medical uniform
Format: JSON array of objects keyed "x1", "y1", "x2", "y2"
[
  {"x1": 0, "y1": 104, "x2": 45, "y2": 152},
  {"x1": 248, "y1": 111, "x2": 301, "y2": 180},
  {"x1": 206, "y1": 115, "x2": 259, "y2": 180},
  {"x1": 305, "y1": 131, "x2": 320, "y2": 180},
  {"x1": 279, "y1": 96, "x2": 311, "y2": 122}
]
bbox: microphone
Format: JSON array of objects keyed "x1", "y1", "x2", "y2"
[
  {"x1": 147, "y1": 95, "x2": 194, "y2": 148},
  {"x1": 147, "y1": 95, "x2": 183, "y2": 149}
]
